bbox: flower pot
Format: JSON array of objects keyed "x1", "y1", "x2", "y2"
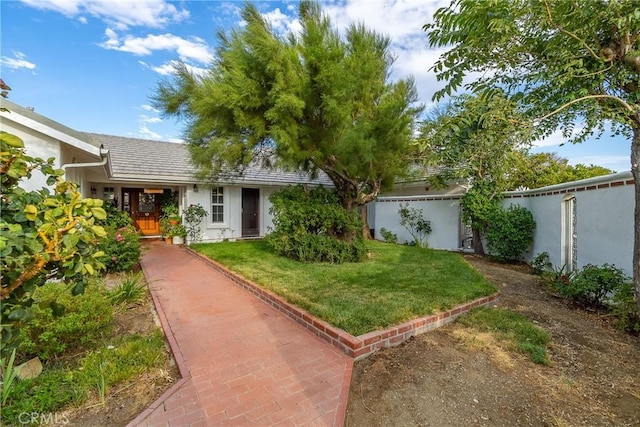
[
  {"x1": 169, "y1": 219, "x2": 179, "y2": 226},
  {"x1": 172, "y1": 236, "x2": 184, "y2": 245},
  {"x1": 164, "y1": 236, "x2": 172, "y2": 244}
]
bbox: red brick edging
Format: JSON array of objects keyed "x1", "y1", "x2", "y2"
[
  {"x1": 126, "y1": 266, "x2": 191, "y2": 427},
  {"x1": 185, "y1": 247, "x2": 499, "y2": 361}
]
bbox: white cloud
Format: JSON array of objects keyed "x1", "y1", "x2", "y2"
[
  {"x1": 140, "y1": 104, "x2": 160, "y2": 113},
  {"x1": 1, "y1": 51, "x2": 36, "y2": 70},
  {"x1": 102, "y1": 31, "x2": 213, "y2": 65},
  {"x1": 139, "y1": 59, "x2": 209, "y2": 77},
  {"x1": 19, "y1": 0, "x2": 189, "y2": 29},
  {"x1": 533, "y1": 125, "x2": 587, "y2": 148}
]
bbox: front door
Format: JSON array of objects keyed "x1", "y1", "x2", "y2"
[
  {"x1": 122, "y1": 188, "x2": 161, "y2": 236},
  {"x1": 241, "y1": 188, "x2": 260, "y2": 237}
]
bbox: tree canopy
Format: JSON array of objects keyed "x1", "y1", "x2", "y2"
[
  {"x1": 418, "y1": 90, "x2": 531, "y2": 254},
  {"x1": 153, "y1": 0, "x2": 422, "y2": 211},
  {"x1": 425, "y1": 0, "x2": 640, "y2": 312}
]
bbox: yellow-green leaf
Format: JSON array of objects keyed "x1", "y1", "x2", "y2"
[
  {"x1": 91, "y1": 225, "x2": 107, "y2": 237},
  {"x1": 90, "y1": 207, "x2": 107, "y2": 220},
  {"x1": 1, "y1": 131, "x2": 24, "y2": 148},
  {"x1": 93, "y1": 251, "x2": 105, "y2": 258},
  {"x1": 84, "y1": 264, "x2": 94, "y2": 275}
]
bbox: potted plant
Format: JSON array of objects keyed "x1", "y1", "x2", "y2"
[
  {"x1": 159, "y1": 217, "x2": 173, "y2": 244},
  {"x1": 171, "y1": 224, "x2": 187, "y2": 245},
  {"x1": 162, "y1": 201, "x2": 180, "y2": 225}
]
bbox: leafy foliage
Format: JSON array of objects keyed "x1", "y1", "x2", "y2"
[
  {"x1": 531, "y1": 252, "x2": 553, "y2": 275},
  {"x1": 183, "y1": 203, "x2": 207, "y2": 242},
  {"x1": 95, "y1": 204, "x2": 141, "y2": 273},
  {"x1": 153, "y1": 0, "x2": 423, "y2": 214},
  {"x1": 379, "y1": 227, "x2": 398, "y2": 244},
  {"x1": 266, "y1": 185, "x2": 366, "y2": 263},
  {"x1": 0, "y1": 132, "x2": 107, "y2": 358},
  {"x1": 97, "y1": 225, "x2": 141, "y2": 273},
  {"x1": 486, "y1": 205, "x2": 536, "y2": 262},
  {"x1": 507, "y1": 152, "x2": 616, "y2": 190},
  {"x1": 610, "y1": 282, "x2": 640, "y2": 333},
  {"x1": 18, "y1": 281, "x2": 114, "y2": 361},
  {"x1": 425, "y1": 0, "x2": 640, "y2": 314},
  {"x1": 397, "y1": 203, "x2": 432, "y2": 247},
  {"x1": 553, "y1": 263, "x2": 628, "y2": 309},
  {"x1": 418, "y1": 91, "x2": 529, "y2": 254}
]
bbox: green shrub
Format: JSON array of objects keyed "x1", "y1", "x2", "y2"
[
  {"x1": 18, "y1": 282, "x2": 114, "y2": 361},
  {"x1": 266, "y1": 185, "x2": 366, "y2": 263},
  {"x1": 486, "y1": 204, "x2": 536, "y2": 262},
  {"x1": 379, "y1": 227, "x2": 398, "y2": 244},
  {"x1": 555, "y1": 263, "x2": 627, "y2": 309},
  {"x1": 98, "y1": 224, "x2": 142, "y2": 273},
  {"x1": 609, "y1": 282, "x2": 640, "y2": 333},
  {"x1": 531, "y1": 252, "x2": 552, "y2": 275},
  {"x1": 98, "y1": 202, "x2": 134, "y2": 229}
]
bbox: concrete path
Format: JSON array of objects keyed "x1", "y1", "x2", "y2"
[{"x1": 129, "y1": 242, "x2": 353, "y2": 427}]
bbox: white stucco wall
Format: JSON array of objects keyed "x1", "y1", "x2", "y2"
[
  {"x1": 185, "y1": 184, "x2": 279, "y2": 242},
  {"x1": 373, "y1": 172, "x2": 634, "y2": 276},
  {"x1": 504, "y1": 172, "x2": 634, "y2": 276},
  {"x1": 373, "y1": 196, "x2": 461, "y2": 249},
  {"x1": 2, "y1": 119, "x2": 62, "y2": 192}
]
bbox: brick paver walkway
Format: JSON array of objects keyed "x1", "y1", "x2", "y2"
[{"x1": 129, "y1": 242, "x2": 353, "y2": 427}]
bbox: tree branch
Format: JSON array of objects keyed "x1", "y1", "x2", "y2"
[
  {"x1": 542, "y1": 0, "x2": 600, "y2": 61},
  {"x1": 536, "y1": 94, "x2": 635, "y2": 123}
]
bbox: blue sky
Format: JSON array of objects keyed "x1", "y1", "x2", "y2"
[{"x1": 1, "y1": 0, "x2": 632, "y2": 172}]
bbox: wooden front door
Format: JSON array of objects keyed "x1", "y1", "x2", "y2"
[
  {"x1": 241, "y1": 188, "x2": 260, "y2": 237},
  {"x1": 122, "y1": 188, "x2": 161, "y2": 236}
]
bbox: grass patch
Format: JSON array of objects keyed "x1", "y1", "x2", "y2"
[
  {"x1": 457, "y1": 307, "x2": 551, "y2": 365},
  {"x1": 191, "y1": 240, "x2": 496, "y2": 335},
  {"x1": 1, "y1": 332, "x2": 166, "y2": 425},
  {"x1": 1, "y1": 276, "x2": 168, "y2": 426}
]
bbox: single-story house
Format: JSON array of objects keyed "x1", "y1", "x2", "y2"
[{"x1": 1, "y1": 98, "x2": 331, "y2": 241}]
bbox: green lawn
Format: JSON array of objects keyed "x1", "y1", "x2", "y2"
[{"x1": 191, "y1": 240, "x2": 497, "y2": 336}]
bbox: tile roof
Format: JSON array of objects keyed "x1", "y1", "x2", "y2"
[{"x1": 84, "y1": 132, "x2": 333, "y2": 186}]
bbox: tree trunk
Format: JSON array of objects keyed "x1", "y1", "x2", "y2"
[
  {"x1": 631, "y1": 124, "x2": 640, "y2": 316},
  {"x1": 472, "y1": 227, "x2": 485, "y2": 256},
  {"x1": 359, "y1": 204, "x2": 372, "y2": 240}
]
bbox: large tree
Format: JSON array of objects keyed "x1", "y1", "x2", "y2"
[
  {"x1": 153, "y1": 1, "x2": 422, "y2": 218},
  {"x1": 425, "y1": 0, "x2": 640, "y2": 312},
  {"x1": 507, "y1": 152, "x2": 616, "y2": 190},
  {"x1": 418, "y1": 90, "x2": 532, "y2": 254}
]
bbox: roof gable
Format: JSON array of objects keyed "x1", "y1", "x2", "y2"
[{"x1": 0, "y1": 99, "x2": 102, "y2": 157}]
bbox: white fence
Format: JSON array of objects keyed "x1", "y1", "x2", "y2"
[{"x1": 372, "y1": 171, "x2": 634, "y2": 276}]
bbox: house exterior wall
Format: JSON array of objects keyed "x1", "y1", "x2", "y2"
[
  {"x1": 373, "y1": 171, "x2": 634, "y2": 276},
  {"x1": 2, "y1": 118, "x2": 62, "y2": 192},
  {"x1": 185, "y1": 184, "x2": 280, "y2": 242}
]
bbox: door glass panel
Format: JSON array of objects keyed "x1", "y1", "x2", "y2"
[{"x1": 139, "y1": 194, "x2": 156, "y2": 213}]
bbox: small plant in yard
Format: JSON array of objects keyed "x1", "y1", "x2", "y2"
[
  {"x1": 379, "y1": 227, "x2": 398, "y2": 244},
  {"x1": 555, "y1": 263, "x2": 627, "y2": 309},
  {"x1": 98, "y1": 224, "x2": 142, "y2": 273},
  {"x1": 458, "y1": 307, "x2": 551, "y2": 365},
  {"x1": 109, "y1": 272, "x2": 147, "y2": 305},
  {"x1": 610, "y1": 282, "x2": 640, "y2": 333},
  {"x1": 0, "y1": 349, "x2": 18, "y2": 406},
  {"x1": 398, "y1": 203, "x2": 432, "y2": 247},
  {"x1": 531, "y1": 252, "x2": 552, "y2": 275}
]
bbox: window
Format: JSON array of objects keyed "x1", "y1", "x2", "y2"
[
  {"x1": 103, "y1": 187, "x2": 115, "y2": 201},
  {"x1": 211, "y1": 187, "x2": 224, "y2": 223}
]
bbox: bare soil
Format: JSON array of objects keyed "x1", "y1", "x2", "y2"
[
  {"x1": 61, "y1": 275, "x2": 179, "y2": 427},
  {"x1": 346, "y1": 255, "x2": 640, "y2": 427}
]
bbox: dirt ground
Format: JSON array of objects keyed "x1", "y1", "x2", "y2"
[
  {"x1": 61, "y1": 280, "x2": 179, "y2": 427},
  {"x1": 346, "y1": 255, "x2": 640, "y2": 427}
]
